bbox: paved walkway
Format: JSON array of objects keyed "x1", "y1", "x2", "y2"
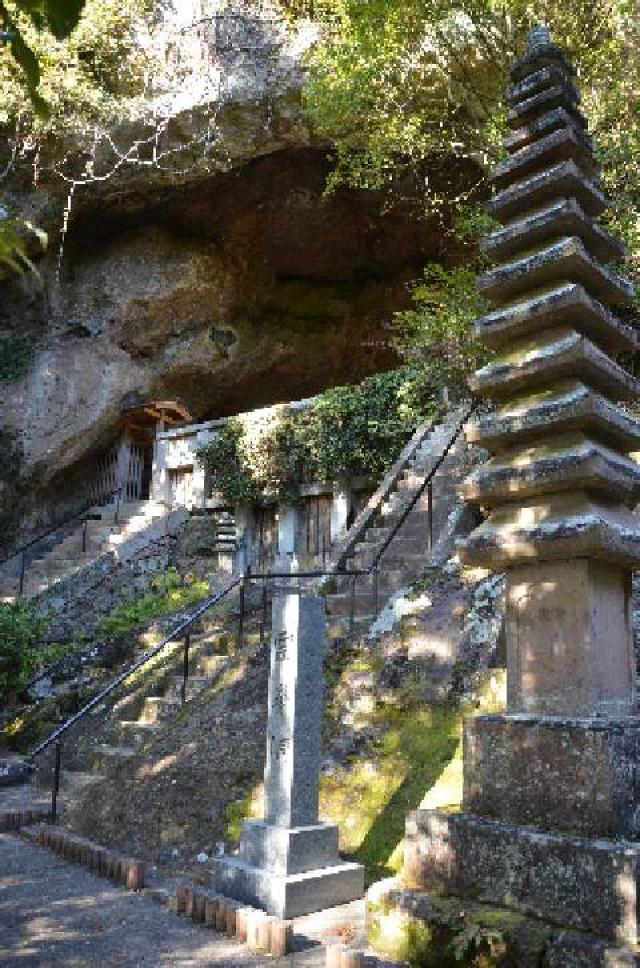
[{"x1": 0, "y1": 833, "x2": 327, "y2": 967}]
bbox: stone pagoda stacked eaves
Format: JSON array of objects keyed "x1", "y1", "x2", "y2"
[{"x1": 461, "y1": 27, "x2": 640, "y2": 572}]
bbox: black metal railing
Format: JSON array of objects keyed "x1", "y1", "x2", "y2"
[
  {"x1": 29, "y1": 575, "x2": 243, "y2": 820},
  {"x1": 28, "y1": 403, "x2": 474, "y2": 821},
  {"x1": 1, "y1": 487, "x2": 125, "y2": 598}
]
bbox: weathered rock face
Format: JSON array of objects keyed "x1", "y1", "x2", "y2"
[{"x1": 0, "y1": 3, "x2": 474, "y2": 547}]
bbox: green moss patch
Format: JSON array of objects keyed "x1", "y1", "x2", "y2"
[
  {"x1": 320, "y1": 643, "x2": 505, "y2": 883},
  {"x1": 368, "y1": 892, "x2": 553, "y2": 967},
  {"x1": 96, "y1": 568, "x2": 209, "y2": 638}
]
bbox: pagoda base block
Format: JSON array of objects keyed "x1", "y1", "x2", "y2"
[
  {"x1": 367, "y1": 882, "x2": 640, "y2": 967},
  {"x1": 405, "y1": 809, "x2": 640, "y2": 944}
]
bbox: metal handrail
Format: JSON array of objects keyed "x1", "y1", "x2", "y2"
[
  {"x1": 1, "y1": 487, "x2": 125, "y2": 596},
  {"x1": 329, "y1": 418, "x2": 438, "y2": 568},
  {"x1": 27, "y1": 403, "x2": 474, "y2": 821},
  {"x1": 30, "y1": 575, "x2": 243, "y2": 762},
  {"x1": 368, "y1": 402, "x2": 475, "y2": 569}
]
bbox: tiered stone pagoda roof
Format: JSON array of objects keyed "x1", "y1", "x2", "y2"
[{"x1": 460, "y1": 27, "x2": 640, "y2": 570}]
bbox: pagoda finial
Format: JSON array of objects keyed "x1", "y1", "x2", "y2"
[{"x1": 527, "y1": 24, "x2": 551, "y2": 50}]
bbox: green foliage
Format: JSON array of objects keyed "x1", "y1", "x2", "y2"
[
  {"x1": 451, "y1": 918, "x2": 504, "y2": 963},
  {"x1": 303, "y1": 1, "x2": 640, "y2": 271},
  {"x1": 96, "y1": 568, "x2": 209, "y2": 639},
  {"x1": 199, "y1": 420, "x2": 261, "y2": 506},
  {"x1": 197, "y1": 368, "x2": 440, "y2": 507},
  {"x1": 0, "y1": 599, "x2": 44, "y2": 698},
  {"x1": 393, "y1": 261, "x2": 491, "y2": 388},
  {"x1": 1, "y1": 0, "x2": 87, "y2": 103},
  {"x1": 0, "y1": 211, "x2": 47, "y2": 275},
  {"x1": 0, "y1": 0, "x2": 151, "y2": 147}
]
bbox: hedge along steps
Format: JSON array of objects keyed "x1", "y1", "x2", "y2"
[{"x1": 22, "y1": 824, "x2": 145, "y2": 890}]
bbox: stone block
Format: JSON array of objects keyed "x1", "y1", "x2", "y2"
[
  {"x1": 467, "y1": 383, "x2": 640, "y2": 454},
  {"x1": 503, "y1": 559, "x2": 635, "y2": 716},
  {"x1": 506, "y1": 83, "x2": 580, "y2": 127},
  {"x1": 405, "y1": 809, "x2": 640, "y2": 944},
  {"x1": 464, "y1": 714, "x2": 640, "y2": 837},
  {"x1": 481, "y1": 197, "x2": 621, "y2": 263},
  {"x1": 458, "y1": 491, "x2": 640, "y2": 572},
  {"x1": 490, "y1": 127, "x2": 597, "y2": 191},
  {"x1": 215, "y1": 855, "x2": 365, "y2": 920},
  {"x1": 546, "y1": 932, "x2": 640, "y2": 966},
  {"x1": 477, "y1": 235, "x2": 633, "y2": 307},
  {"x1": 505, "y1": 105, "x2": 587, "y2": 153},
  {"x1": 264, "y1": 593, "x2": 326, "y2": 828},
  {"x1": 463, "y1": 434, "x2": 640, "y2": 506},
  {"x1": 367, "y1": 882, "x2": 640, "y2": 967},
  {"x1": 238, "y1": 819, "x2": 340, "y2": 875}
]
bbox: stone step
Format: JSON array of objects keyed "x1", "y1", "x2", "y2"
[
  {"x1": 380, "y1": 492, "x2": 432, "y2": 517},
  {"x1": 325, "y1": 591, "x2": 378, "y2": 617},
  {"x1": 88, "y1": 744, "x2": 137, "y2": 772},
  {"x1": 139, "y1": 696, "x2": 179, "y2": 725},
  {"x1": 333, "y1": 570, "x2": 404, "y2": 595},
  {"x1": 351, "y1": 549, "x2": 426, "y2": 570},
  {"x1": 194, "y1": 654, "x2": 227, "y2": 677},
  {"x1": 116, "y1": 721, "x2": 160, "y2": 746},
  {"x1": 164, "y1": 675, "x2": 210, "y2": 702},
  {"x1": 59, "y1": 770, "x2": 104, "y2": 796},
  {"x1": 327, "y1": 615, "x2": 373, "y2": 638}
]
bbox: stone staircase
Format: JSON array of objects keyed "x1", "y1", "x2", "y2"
[
  {"x1": 325, "y1": 409, "x2": 478, "y2": 636},
  {"x1": 0, "y1": 499, "x2": 178, "y2": 601},
  {"x1": 54, "y1": 616, "x2": 235, "y2": 800}
]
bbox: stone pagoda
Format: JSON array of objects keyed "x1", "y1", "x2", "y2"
[{"x1": 395, "y1": 26, "x2": 640, "y2": 961}]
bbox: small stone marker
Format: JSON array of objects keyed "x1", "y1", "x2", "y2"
[{"x1": 215, "y1": 586, "x2": 364, "y2": 918}]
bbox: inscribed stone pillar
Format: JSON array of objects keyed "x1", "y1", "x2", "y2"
[
  {"x1": 214, "y1": 588, "x2": 364, "y2": 919},
  {"x1": 401, "y1": 28, "x2": 640, "y2": 953}
]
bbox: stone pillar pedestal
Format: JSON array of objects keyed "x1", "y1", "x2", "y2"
[{"x1": 215, "y1": 590, "x2": 364, "y2": 918}]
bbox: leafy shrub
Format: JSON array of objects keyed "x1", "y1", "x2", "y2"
[
  {"x1": 0, "y1": 600, "x2": 45, "y2": 700},
  {"x1": 96, "y1": 568, "x2": 209, "y2": 639},
  {"x1": 393, "y1": 262, "x2": 491, "y2": 388},
  {"x1": 196, "y1": 367, "x2": 440, "y2": 506}
]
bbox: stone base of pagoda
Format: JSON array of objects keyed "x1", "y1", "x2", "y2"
[
  {"x1": 367, "y1": 880, "x2": 640, "y2": 966},
  {"x1": 404, "y1": 808, "x2": 640, "y2": 945},
  {"x1": 464, "y1": 713, "x2": 640, "y2": 838}
]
